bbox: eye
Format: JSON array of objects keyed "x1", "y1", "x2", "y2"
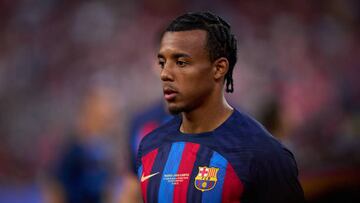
[
  {"x1": 158, "y1": 60, "x2": 165, "y2": 69},
  {"x1": 176, "y1": 60, "x2": 188, "y2": 67}
]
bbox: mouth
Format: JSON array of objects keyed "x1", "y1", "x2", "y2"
[{"x1": 163, "y1": 87, "x2": 178, "y2": 101}]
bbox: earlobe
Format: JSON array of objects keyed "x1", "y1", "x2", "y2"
[{"x1": 213, "y1": 57, "x2": 229, "y2": 80}]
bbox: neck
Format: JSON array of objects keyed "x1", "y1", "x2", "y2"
[{"x1": 180, "y1": 95, "x2": 233, "y2": 134}]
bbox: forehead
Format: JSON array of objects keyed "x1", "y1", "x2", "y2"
[{"x1": 159, "y1": 30, "x2": 208, "y2": 57}]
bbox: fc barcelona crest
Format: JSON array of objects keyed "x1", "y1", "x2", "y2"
[{"x1": 194, "y1": 166, "x2": 219, "y2": 192}]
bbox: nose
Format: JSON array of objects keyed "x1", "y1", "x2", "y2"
[{"x1": 160, "y1": 65, "x2": 174, "y2": 82}]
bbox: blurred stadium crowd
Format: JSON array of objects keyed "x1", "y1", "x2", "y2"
[{"x1": 0, "y1": 0, "x2": 359, "y2": 202}]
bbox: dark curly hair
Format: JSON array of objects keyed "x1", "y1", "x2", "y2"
[{"x1": 164, "y1": 11, "x2": 237, "y2": 93}]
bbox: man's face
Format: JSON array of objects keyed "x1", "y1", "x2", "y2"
[{"x1": 158, "y1": 30, "x2": 215, "y2": 114}]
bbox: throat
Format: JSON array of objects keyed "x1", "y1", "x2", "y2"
[{"x1": 180, "y1": 105, "x2": 233, "y2": 134}]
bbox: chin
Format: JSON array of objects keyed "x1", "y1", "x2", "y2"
[
  {"x1": 167, "y1": 103, "x2": 184, "y2": 115},
  {"x1": 168, "y1": 107, "x2": 183, "y2": 115}
]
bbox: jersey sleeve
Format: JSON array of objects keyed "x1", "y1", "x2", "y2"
[{"x1": 249, "y1": 147, "x2": 305, "y2": 203}]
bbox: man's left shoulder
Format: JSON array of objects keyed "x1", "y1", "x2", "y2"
[{"x1": 223, "y1": 110, "x2": 293, "y2": 158}]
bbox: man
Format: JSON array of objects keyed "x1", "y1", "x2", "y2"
[{"x1": 137, "y1": 12, "x2": 304, "y2": 203}]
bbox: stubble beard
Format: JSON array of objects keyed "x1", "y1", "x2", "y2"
[
  {"x1": 167, "y1": 105, "x2": 184, "y2": 115},
  {"x1": 166, "y1": 99, "x2": 200, "y2": 115}
]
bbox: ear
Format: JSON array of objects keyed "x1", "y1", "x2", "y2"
[{"x1": 213, "y1": 57, "x2": 229, "y2": 81}]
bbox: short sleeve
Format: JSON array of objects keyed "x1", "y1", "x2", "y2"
[{"x1": 250, "y1": 147, "x2": 305, "y2": 203}]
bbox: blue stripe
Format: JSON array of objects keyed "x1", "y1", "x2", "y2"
[
  {"x1": 147, "y1": 143, "x2": 171, "y2": 203},
  {"x1": 202, "y1": 151, "x2": 228, "y2": 203},
  {"x1": 158, "y1": 142, "x2": 186, "y2": 203},
  {"x1": 137, "y1": 165, "x2": 143, "y2": 180},
  {"x1": 187, "y1": 146, "x2": 213, "y2": 202}
]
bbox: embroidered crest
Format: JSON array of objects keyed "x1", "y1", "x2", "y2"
[{"x1": 194, "y1": 166, "x2": 219, "y2": 192}]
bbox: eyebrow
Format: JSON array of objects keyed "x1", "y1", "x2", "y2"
[{"x1": 157, "y1": 53, "x2": 191, "y2": 59}]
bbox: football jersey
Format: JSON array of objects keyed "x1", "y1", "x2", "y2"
[{"x1": 137, "y1": 109, "x2": 304, "y2": 203}]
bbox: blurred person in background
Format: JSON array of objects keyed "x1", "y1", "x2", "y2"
[{"x1": 44, "y1": 85, "x2": 125, "y2": 203}]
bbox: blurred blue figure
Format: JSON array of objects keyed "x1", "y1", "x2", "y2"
[
  {"x1": 0, "y1": 183, "x2": 43, "y2": 203},
  {"x1": 50, "y1": 87, "x2": 120, "y2": 203},
  {"x1": 55, "y1": 136, "x2": 112, "y2": 203},
  {"x1": 129, "y1": 101, "x2": 172, "y2": 172}
]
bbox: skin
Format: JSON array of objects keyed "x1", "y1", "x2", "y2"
[{"x1": 157, "y1": 30, "x2": 233, "y2": 134}]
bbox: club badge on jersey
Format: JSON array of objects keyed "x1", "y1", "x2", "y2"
[{"x1": 194, "y1": 166, "x2": 219, "y2": 192}]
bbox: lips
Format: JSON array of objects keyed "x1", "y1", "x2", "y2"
[{"x1": 163, "y1": 86, "x2": 178, "y2": 101}]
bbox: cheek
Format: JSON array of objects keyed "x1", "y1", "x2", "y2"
[{"x1": 181, "y1": 72, "x2": 213, "y2": 98}]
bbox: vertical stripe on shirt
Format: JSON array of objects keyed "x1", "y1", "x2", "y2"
[
  {"x1": 146, "y1": 143, "x2": 172, "y2": 203},
  {"x1": 138, "y1": 165, "x2": 143, "y2": 180},
  {"x1": 173, "y1": 142, "x2": 200, "y2": 203},
  {"x1": 202, "y1": 151, "x2": 228, "y2": 203},
  {"x1": 221, "y1": 163, "x2": 244, "y2": 203},
  {"x1": 186, "y1": 146, "x2": 213, "y2": 203},
  {"x1": 140, "y1": 149, "x2": 159, "y2": 203},
  {"x1": 158, "y1": 142, "x2": 186, "y2": 203}
]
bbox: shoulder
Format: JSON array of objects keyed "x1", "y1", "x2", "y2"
[
  {"x1": 237, "y1": 110, "x2": 294, "y2": 160},
  {"x1": 214, "y1": 109, "x2": 295, "y2": 174},
  {"x1": 222, "y1": 111, "x2": 304, "y2": 201},
  {"x1": 220, "y1": 110, "x2": 285, "y2": 152}
]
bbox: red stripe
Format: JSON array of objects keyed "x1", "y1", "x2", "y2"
[
  {"x1": 141, "y1": 149, "x2": 159, "y2": 203},
  {"x1": 173, "y1": 143, "x2": 200, "y2": 203},
  {"x1": 221, "y1": 163, "x2": 244, "y2": 203}
]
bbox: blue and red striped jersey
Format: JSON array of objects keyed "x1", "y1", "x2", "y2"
[{"x1": 137, "y1": 109, "x2": 304, "y2": 203}]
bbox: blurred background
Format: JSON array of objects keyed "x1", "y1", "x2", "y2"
[{"x1": 0, "y1": 0, "x2": 359, "y2": 202}]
